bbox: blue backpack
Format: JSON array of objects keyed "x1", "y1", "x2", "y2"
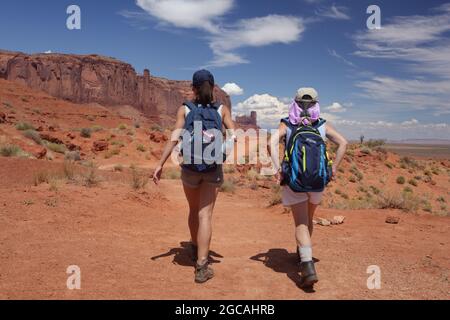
[
  {"x1": 281, "y1": 118, "x2": 333, "y2": 192},
  {"x1": 181, "y1": 101, "x2": 223, "y2": 173}
]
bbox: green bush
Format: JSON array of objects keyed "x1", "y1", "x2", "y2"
[
  {"x1": 0, "y1": 144, "x2": 22, "y2": 157},
  {"x1": 365, "y1": 139, "x2": 386, "y2": 148},
  {"x1": 23, "y1": 130, "x2": 42, "y2": 145},
  {"x1": 136, "y1": 144, "x2": 146, "y2": 152},
  {"x1": 80, "y1": 128, "x2": 92, "y2": 138},
  {"x1": 118, "y1": 124, "x2": 128, "y2": 130},
  {"x1": 396, "y1": 176, "x2": 406, "y2": 184},
  {"x1": 16, "y1": 122, "x2": 35, "y2": 131},
  {"x1": 45, "y1": 142, "x2": 67, "y2": 154},
  {"x1": 220, "y1": 180, "x2": 236, "y2": 194},
  {"x1": 408, "y1": 178, "x2": 418, "y2": 187}
]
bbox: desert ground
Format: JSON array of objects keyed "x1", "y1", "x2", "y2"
[{"x1": 0, "y1": 79, "x2": 449, "y2": 299}]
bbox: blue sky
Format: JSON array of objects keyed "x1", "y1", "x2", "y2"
[{"x1": 1, "y1": 0, "x2": 449, "y2": 140}]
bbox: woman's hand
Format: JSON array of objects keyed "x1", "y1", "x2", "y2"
[
  {"x1": 331, "y1": 165, "x2": 337, "y2": 181},
  {"x1": 152, "y1": 165, "x2": 163, "y2": 185}
]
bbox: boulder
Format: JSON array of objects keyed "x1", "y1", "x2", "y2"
[
  {"x1": 385, "y1": 216, "x2": 400, "y2": 224},
  {"x1": 0, "y1": 112, "x2": 6, "y2": 123}
]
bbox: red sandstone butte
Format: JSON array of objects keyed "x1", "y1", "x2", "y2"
[{"x1": 0, "y1": 50, "x2": 231, "y2": 124}]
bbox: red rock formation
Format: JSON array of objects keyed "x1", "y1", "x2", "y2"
[
  {"x1": 0, "y1": 50, "x2": 231, "y2": 123},
  {"x1": 235, "y1": 111, "x2": 259, "y2": 130}
]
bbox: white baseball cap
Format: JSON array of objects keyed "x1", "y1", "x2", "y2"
[{"x1": 295, "y1": 87, "x2": 319, "y2": 102}]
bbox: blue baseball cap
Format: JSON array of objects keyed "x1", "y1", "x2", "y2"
[{"x1": 192, "y1": 69, "x2": 215, "y2": 87}]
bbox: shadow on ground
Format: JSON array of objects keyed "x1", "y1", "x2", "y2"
[
  {"x1": 251, "y1": 248, "x2": 319, "y2": 293},
  {"x1": 151, "y1": 241, "x2": 224, "y2": 267}
]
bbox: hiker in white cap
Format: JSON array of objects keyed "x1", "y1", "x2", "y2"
[{"x1": 269, "y1": 87, "x2": 348, "y2": 288}]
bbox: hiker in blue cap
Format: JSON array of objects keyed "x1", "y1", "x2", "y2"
[{"x1": 152, "y1": 69, "x2": 236, "y2": 284}]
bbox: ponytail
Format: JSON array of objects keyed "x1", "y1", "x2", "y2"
[{"x1": 194, "y1": 81, "x2": 214, "y2": 106}]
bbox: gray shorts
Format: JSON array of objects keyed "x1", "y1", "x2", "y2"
[{"x1": 181, "y1": 166, "x2": 224, "y2": 188}]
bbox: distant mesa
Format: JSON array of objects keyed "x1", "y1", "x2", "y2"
[
  {"x1": 235, "y1": 111, "x2": 259, "y2": 130},
  {"x1": 0, "y1": 49, "x2": 230, "y2": 126}
]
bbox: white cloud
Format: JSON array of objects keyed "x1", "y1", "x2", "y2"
[
  {"x1": 234, "y1": 94, "x2": 343, "y2": 128},
  {"x1": 334, "y1": 118, "x2": 450, "y2": 140},
  {"x1": 352, "y1": 4, "x2": 450, "y2": 120},
  {"x1": 222, "y1": 83, "x2": 244, "y2": 96},
  {"x1": 208, "y1": 15, "x2": 305, "y2": 67},
  {"x1": 354, "y1": 3, "x2": 450, "y2": 79},
  {"x1": 316, "y1": 5, "x2": 350, "y2": 20},
  {"x1": 328, "y1": 49, "x2": 356, "y2": 68},
  {"x1": 44, "y1": 50, "x2": 52, "y2": 54},
  {"x1": 326, "y1": 102, "x2": 347, "y2": 113},
  {"x1": 135, "y1": 0, "x2": 233, "y2": 33},
  {"x1": 127, "y1": 1, "x2": 305, "y2": 67},
  {"x1": 234, "y1": 94, "x2": 288, "y2": 128}
]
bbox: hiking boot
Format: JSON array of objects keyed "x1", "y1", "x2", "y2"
[
  {"x1": 195, "y1": 261, "x2": 214, "y2": 284},
  {"x1": 299, "y1": 261, "x2": 319, "y2": 288},
  {"x1": 190, "y1": 243, "x2": 198, "y2": 262}
]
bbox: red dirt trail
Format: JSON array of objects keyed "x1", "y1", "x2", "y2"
[{"x1": 0, "y1": 160, "x2": 448, "y2": 300}]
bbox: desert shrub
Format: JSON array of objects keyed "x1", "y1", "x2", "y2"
[
  {"x1": 45, "y1": 142, "x2": 67, "y2": 154},
  {"x1": 369, "y1": 185, "x2": 381, "y2": 195},
  {"x1": 408, "y1": 178, "x2": 418, "y2": 187},
  {"x1": 80, "y1": 128, "x2": 92, "y2": 138},
  {"x1": 360, "y1": 146, "x2": 372, "y2": 155},
  {"x1": 0, "y1": 144, "x2": 22, "y2": 157},
  {"x1": 365, "y1": 139, "x2": 386, "y2": 148},
  {"x1": 422, "y1": 201, "x2": 432, "y2": 213},
  {"x1": 268, "y1": 192, "x2": 282, "y2": 206},
  {"x1": 136, "y1": 144, "x2": 146, "y2": 152},
  {"x1": 151, "y1": 124, "x2": 163, "y2": 132},
  {"x1": 424, "y1": 169, "x2": 432, "y2": 177},
  {"x1": 414, "y1": 175, "x2": 422, "y2": 181},
  {"x1": 83, "y1": 166, "x2": 100, "y2": 187},
  {"x1": 111, "y1": 141, "x2": 125, "y2": 147},
  {"x1": 114, "y1": 164, "x2": 124, "y2": 172},
  {"x1": 33, "y1": 171, "x2": 50, "y2": 186},
  {"x1": 335, "y1": 189, "x2": 342, "y2": 195},
  {"x1": 403, "y1": 186, "x2": 413, "y2": 193},
  {"x1": 91, "y1": 125, "x2": 103, "y2": 132},
  {"x1": 349, "y1": 176, "x2": 357, "y2": 183},
  {"x1": 104, "y1": 148, "x2": 120, "y2": 159},
  {"x1": 223, "y1": 165, "x2": 235, "y2": 174},
  {"x1": 220, "y1": 180, "x2": 236, "y2": 194},
  {"x1": 118, "y1": 124, "x2": 127, "y2": 130},
  {"x1": 162, "y1": 167, "x2": 181, "y2": 180},
  {"x1": 385, "y1": 162, "x2": 394, "y2": 169},
  {"x1": 130, "y1": 166, "x2": 149, "y2": 190},
  {"x1": 431, "y1": 167, "x2": 440, "y2": 175},
  {"x1": 437, "y1": 196, "x2": 446, "y2": 203},
  {"x1": 341, "y1": 193, "x2": 349, "y2": 200},
  {"x1": 249, "y1": 181, "x2": 259, "y2": 190},
  {"x1": 396, "y1": 176, "x2": 406, "y2": 184},
  {"x1": 87, "y1": 115, "x2": 95, "y2": 122},
  {"x1": 23, "y1": 130, "x2": 42, "y2": 145},
  {"x1": 376, "y1": 190, "x2": 420, "y2": 212},
  {"x1": 15, "y1": 122, "x2": 35, "y2": 131},
  {"x1": 65, "y1": 151, "x2": 81, "y2": 162},
  {"x1": 399, "y1": 156, "x2": 421, "y2": 170},
  {"x1": 246, "y1": 169, "x2": 260, "y2": 181},
  {"x1": 134, "y1": 122, "x2": 141, "y2": 129},
  {"x1": 63, "y1": 160, "x2": 76, "y2": 180}
]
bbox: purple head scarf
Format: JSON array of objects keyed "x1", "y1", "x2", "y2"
[{"x1": 289, "y1": 100, "x2": 320, "y2": 126}]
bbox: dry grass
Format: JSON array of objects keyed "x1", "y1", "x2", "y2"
[{"x1": 130, "y1": 165, "x2": 149, "y2": 190}]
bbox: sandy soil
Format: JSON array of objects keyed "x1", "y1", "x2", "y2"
[{"x1": 0, "y1": 158, "x2": 448, "y2": 300}]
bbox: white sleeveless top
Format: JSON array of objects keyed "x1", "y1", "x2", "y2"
[
  {"x1": 285, "y1": 122, "x2": 327, "y2": 143},
  {"x1": 185, "y1": 104, "x2": 223, "y2": 119}
]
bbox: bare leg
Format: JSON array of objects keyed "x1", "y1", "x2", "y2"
[
  {"x1": 183, "y1": 184, "x2": 200, "y2": 245},
  {"x1": 196, "y1": 183, "x2": 219, "y2": 265},
  {"x1": 291, "y1": 201, "x2": 311, "y2": 248},
  {"x1": 308, "y1": 203, "x2": 319, "y2": 237}
]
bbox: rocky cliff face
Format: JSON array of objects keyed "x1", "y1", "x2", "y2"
[
  {"x1": 0, "y1": 50, "x2": 230, "y2": 122},
  {"x1": 236, "y1": 111, "x2": 259, "y2": 130}
]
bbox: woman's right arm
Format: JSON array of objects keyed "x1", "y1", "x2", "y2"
[
  {"x1": 152, "y1": 106, "x2": 186, "y2": 185},
  {"x1": 267, "y1": 122, "x2": 287, "y2": 181}
]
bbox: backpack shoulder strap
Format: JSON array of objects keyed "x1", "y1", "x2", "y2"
[
  {"x1": 183, "y1": 101, "x2": 197, "y2": 111},
  {"x1": 281, "y1": 117, "x2": 297, "y2": 130},
  {"x1": 210, "y1": 102, "x2": 221, "y2": 110},
  {"x1": 314, "y1": 118, "x2": 327, "y2": 129}
]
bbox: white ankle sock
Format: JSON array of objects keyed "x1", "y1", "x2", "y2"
[{"x1": 299, "y1": 246, "x2": 313, "y2": 262}]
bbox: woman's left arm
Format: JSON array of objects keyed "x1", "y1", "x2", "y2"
[
  {"x1": 326, "y1": 122, "x2": 348, "y2": 179},
  {"x1": 221, "y1": 105, "x2": 236, "y2": 136}
]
